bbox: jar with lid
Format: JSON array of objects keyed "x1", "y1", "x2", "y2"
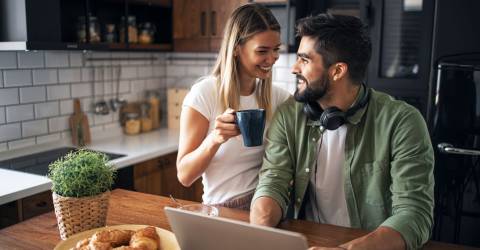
[
  {"x1": 124, "y1": 112, "x2": 141, "y2": 135},
  {"x1": 103, "y1": 24, "x2": 117, "y2": 43},
  {"x1": 138, "y1": 22, "x2": 156, "y2": 44},
  {"x1": 77, "y1": 16, "x2": 101, "y2": 43},
  {"x1": 119, "y1": 16, "x2": 138, "y2": 43},
  {"x1": 140, "y1": 102, "x2": 153, "y2": 132}
]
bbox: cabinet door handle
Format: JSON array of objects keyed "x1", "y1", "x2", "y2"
[
  {"x1": 201, "y1": 11, "x2": 206, "y2": 36},
  {"x1": 36, "y1": 201, "x2": 47, "y2": 208},
  {"x1": 211, "y1": 11, "x2": 217, "y2": 36}
]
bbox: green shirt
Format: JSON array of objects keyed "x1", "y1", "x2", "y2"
[{"x1": 253, "y1": 88, "x2": 434, "y2": 250}]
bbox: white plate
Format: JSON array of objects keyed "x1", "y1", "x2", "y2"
[{"x1": 54, "y1": 224, "x2": 180, "y2": 250}]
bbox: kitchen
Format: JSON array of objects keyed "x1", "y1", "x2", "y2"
[{"x1": 1, "y1": 0, "x2": 480, "y2": 249}]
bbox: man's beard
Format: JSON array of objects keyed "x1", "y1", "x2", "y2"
[{"x1": 293, "y1": 74, "x2": 329, "y2": 103}]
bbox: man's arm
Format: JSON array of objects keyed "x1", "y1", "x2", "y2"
[
  {"x1": 250, "y1": 100, "x2": 296, "y2": 225},
  {"x1": 250, "y1": 197, "x2": 283, "y2": 226},
  {"x1": 339, "y1": 226, "x2": 405, "y2": 250}
]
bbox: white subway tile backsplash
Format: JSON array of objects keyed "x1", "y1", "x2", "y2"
[
  {"x1": 59, "y1": 100, "x2": 73, "y2": 115},
  {"x1": 22, "y1": 119, "x2": 48, "y2": 137},
  {"x1": 71, "y1": 83, "x2": 93, "y2": 98},
  {"x1": 33, "y1": 69, "x2": 58, "y2": 85},
  {"x1": 153, "y1": 65, "x2": 166, "y2": 77},
  {"x1": 138, "y1": 66, "x2": 153, "y2": 78},
  {"x1": 17, "y1": 51, "x2": 45, "y2": 68},
  {"x1": 145, "y1": 79, "x2": 162, "y2": 90},
  {"x1": 8, "y1": 138, "x2": 36, "y2": 150},
  {"x1": 81, "y1": 68, "x2": 93, "y2": 82},
  {"x1": 121, "y1": 66, "x2": 138, "y2": 79},
  {"x1": 0, "y1": 52, "x2": 17, "y2": 69},
  {"x1": 6, "y1": 104, "x2": 34, "y2": 122},
  {"x1": 59, "y1": 68, "x2": 82, "y2": 83},
  {"x1": 36, "y1": 133, "x2": 61, "y2": 144},
  {"x1": 0, "y1": 88, "x2": 19, "y2": 105},
  {"x1": 103, "y1": 81, "x2": 113, "y2": 95},
  {"x1": 94, "y1": 113, "x2": 113, "y2": 125},
  {"x1": 131, "y1": 79, "x2": 146, "y2": 93},
  {"x1": 0, "y1": 107, "x2": 5, "y2": 124},
  {"x1": 3, "y1": 70, "x2": 32, "y2": 87},
  {"x1": 20, "y1": 86, "x2": 46, "y2": 103},
  {"x1": 166, "y1": 64, "x2": 186, "y2": 77},
  {"x1": 118, "y1": 80, "x2": 130, "y2": 93},
  {"x1": 35, "y1": 101, "x2": 59, "y2": 118},
  {"x1": 48, "y1": 116, "x2": 70, "y2": 132},
  {"x1": 45, "y1": 51, "x2": 69, "y2": 68},
  {"x1": 0, "y1": 123, "x2": 21, "y2": 142},
  {"x1": 47, "y1": 85, "x2": 70, "y2": 100},
  {"x1": 188, "y1": 66, "x2": 210, "y2": 77},
  {"x1": 0, "y1": 143, "x2": 6, "y2": 152},
  {"x1": 69, "y1": 52, "x2": 84, "y2": 67}
]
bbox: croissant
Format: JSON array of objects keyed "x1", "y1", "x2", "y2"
[
  {"x1": 129, "y1": 226, "x2": 160, "y2": 250},
  {"x1": 70, "y1": 227, "x2": 160, "y2": 250},
  {"x1": 91, "y1": 229, "x2": 134, "y2": 247}
]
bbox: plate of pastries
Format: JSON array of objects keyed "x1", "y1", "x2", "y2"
[{"x1": 54, "y1": 224, "x2": 180, "y2": 250}]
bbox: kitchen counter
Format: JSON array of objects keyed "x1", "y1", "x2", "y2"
[
  {"x1": 0, "y1": 128, "x2": 180, "y2": 205},
  {"x1": 0, "y1": 189, "x2": 473, "y2": 250}
]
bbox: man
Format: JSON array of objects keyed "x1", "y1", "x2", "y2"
[{"x1": 250, "y1": 14, "x2": 434, "y2": 250}]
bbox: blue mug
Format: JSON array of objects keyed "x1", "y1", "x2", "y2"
[{"x1": 235, "y1": 109, "x2": 266, "y2": 147}]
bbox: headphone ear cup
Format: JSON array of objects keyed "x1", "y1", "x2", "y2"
[
  {"x1": 320, "y1": 107, "x2": 346, "y2": 130},
  {"x1": 303, "y1": 102, "x2": 323, "y2": 121}
]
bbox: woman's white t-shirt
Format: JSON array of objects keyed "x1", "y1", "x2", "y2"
[{"x1": 182, "y1": 76, "x2": 290, "y2": 204}]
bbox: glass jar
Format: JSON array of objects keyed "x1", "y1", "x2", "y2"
[
  {"x1": 103, "y1": 24, "x2": 117, "y2": 43},
  {"x1": 138, "y1": 22, "x2": 156, "y2": 44},
  {"x1": 77, "y1": 16, "x2": 101, "y2": 43},
  {"x1": 119, "y1": 16, "x2": 138, "y2": 43},
  {"x1": 124, "y1": 112, "x2": 141, "y2": 135}
]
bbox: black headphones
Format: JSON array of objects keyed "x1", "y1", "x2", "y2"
[{"x1": 303, "y1": 83, "x2": 370, "y2": 131}]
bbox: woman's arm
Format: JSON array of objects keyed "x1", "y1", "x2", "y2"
[{"x1": 176, "y1": 107, "x2": 240, "y2": 187}]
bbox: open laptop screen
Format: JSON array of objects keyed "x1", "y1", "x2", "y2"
[{"x1": 164, "y1": 206, "x2": 308, "y2": 250}]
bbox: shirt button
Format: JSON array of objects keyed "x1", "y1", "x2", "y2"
[
  {"x1": 297, "y1": 198, "x2": 301, "y2": 203},
  {"x1": 289, "y1": 180, "x2": 294, "y2": 186},
  {"x1": 312, "y1": 137, "x2": 316, "y2": 141},
  {"x1": 305, "y1": 168, "x2": 310, "y2": 173}
]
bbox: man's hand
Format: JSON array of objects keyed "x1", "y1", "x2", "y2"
[{"x1": 250, "y1": 197, "x2": 282, "y2": 227}]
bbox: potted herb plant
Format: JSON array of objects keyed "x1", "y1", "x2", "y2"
[{"x1": 48, "y1": 149, "x2": 116, "y2": 239}]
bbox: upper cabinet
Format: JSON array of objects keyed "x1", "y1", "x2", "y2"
[
  {"x1": 173, "y1": 0, "x2": 248, "y2": 52},
  {"x1": 0, "y1": 0, "x2": 172, "y2": 51}
]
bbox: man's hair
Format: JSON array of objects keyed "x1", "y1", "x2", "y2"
[{"x1": 296, "y1": 14, "x2": 372, "y2": 83}]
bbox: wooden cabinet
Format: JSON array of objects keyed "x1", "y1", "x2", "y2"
[
  {"x1": 0, "y1": 191, "x2": 53, "y2": 230},
  {"x1": 134, "y1": 152, "x2": 203, "y2": 202},
  {"x1": 173, "y1": 0, "x2": 248, "y2": 52},
  {"x1": 20, "y1": 191, "x2": 54, "y2": 221}
]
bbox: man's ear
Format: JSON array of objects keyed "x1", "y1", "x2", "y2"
[{"x1": 330, "y1": 62, "x2": 348, "y2": 81}]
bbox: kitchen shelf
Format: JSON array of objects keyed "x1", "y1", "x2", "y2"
[{"x1": 0, "y1": 0, "x2": 172, "y2": 52}]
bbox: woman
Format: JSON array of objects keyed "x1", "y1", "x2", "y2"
[{"x1": 176, "y1": 3, "x2": 290, "y2": 210}]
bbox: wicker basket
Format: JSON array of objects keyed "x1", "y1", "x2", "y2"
[{"x1": 52, "y1": 191, "x2": 110, "y2": 240}]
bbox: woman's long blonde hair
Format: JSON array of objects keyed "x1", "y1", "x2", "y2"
[{"x1": 211, "y1": 3, "x2": 280, "y2": 120}]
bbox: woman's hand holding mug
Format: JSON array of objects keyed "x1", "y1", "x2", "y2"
[{"x1": 211, "y1": 108, "x2": 240, "y2": 145}]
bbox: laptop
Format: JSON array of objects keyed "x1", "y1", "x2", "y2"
[{"x1": 164, "y1": 206, "x2": 309, "y2": 250}]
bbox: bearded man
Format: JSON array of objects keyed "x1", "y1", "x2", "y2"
[{"x1": 250, "y1": 14, "x2": 434, "y2": 250}]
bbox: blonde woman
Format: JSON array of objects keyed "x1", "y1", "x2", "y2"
[{"x1": 176, "y1": 3, "x2": 290, "y2": 210}]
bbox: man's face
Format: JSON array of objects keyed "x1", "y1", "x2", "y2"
[{"x1": 292, "y1": 36, "x2": 330, "y2": 103}]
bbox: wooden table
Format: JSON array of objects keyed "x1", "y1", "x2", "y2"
[{"x1": 0, "y1": 189, "x2": 475, "y2": 250}]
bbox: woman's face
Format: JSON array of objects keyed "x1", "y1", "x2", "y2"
[{"x1": 236, "y1": 30, "x2": 281, "y2": 80}]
